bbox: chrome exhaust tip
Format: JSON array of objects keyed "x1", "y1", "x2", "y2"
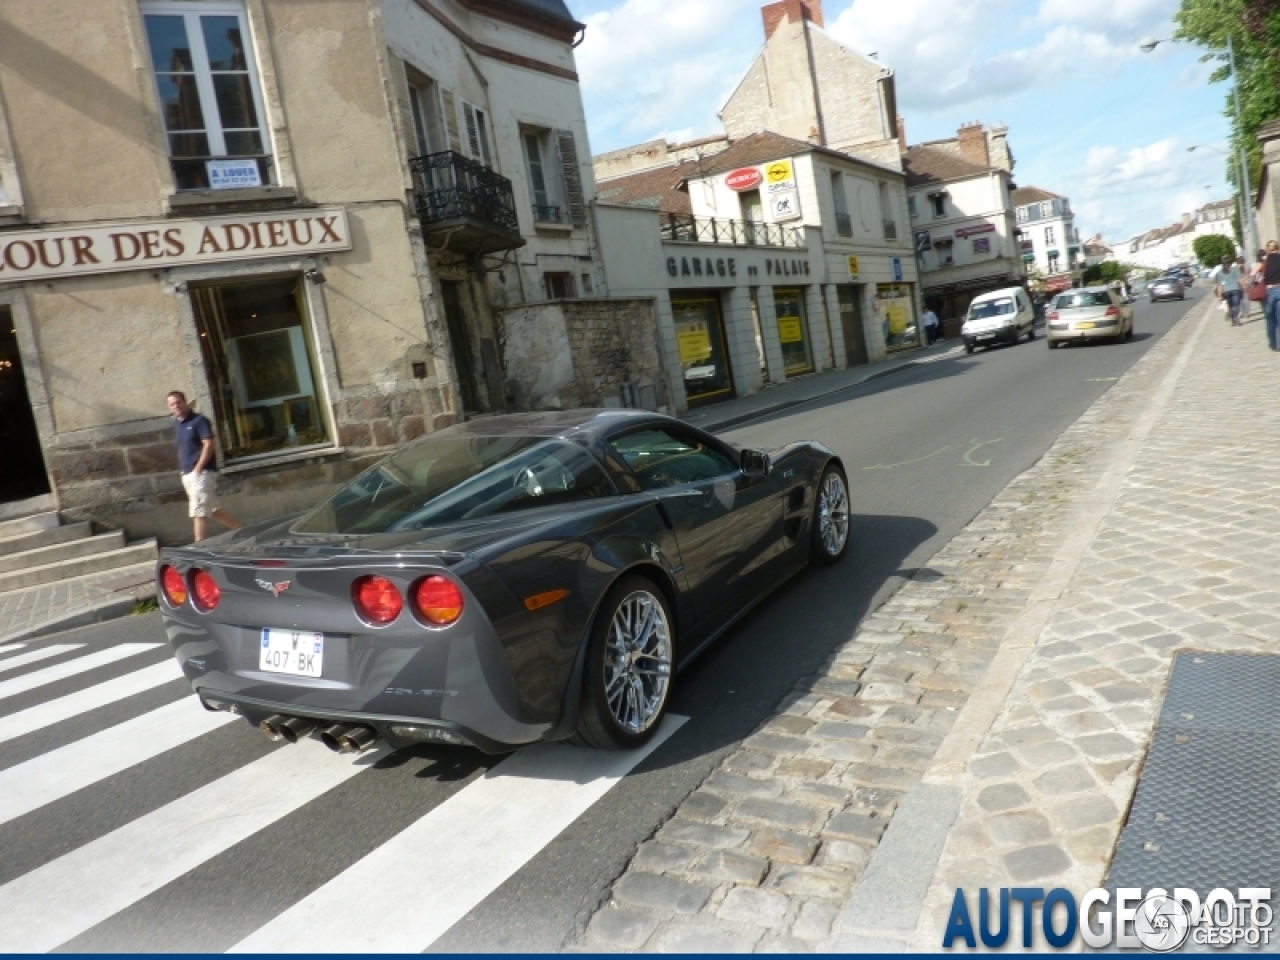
[
  {"x1": 276, "y1": 716, "x2": 318, "y2": 744},
  {"x1": 259, "y1": 714, "x2": 288, "y2": 741},
  {"x1": 320, "y1": 724, "x2": 354, "y2": 752},
  {"x1": 336, "y1": 725, "x2": 378, "y2": 753}
]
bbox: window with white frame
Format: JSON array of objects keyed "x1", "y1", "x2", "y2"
[
  {"x1": 141, "y1": 1, "x2": 272, "y2": 191},
  {"x1": 523, "y1": 129, "x2": 561, "y2": 224},
  {"x1": 406, "y1": 72, "x2": 444, "y2": 157},
  {"x1": 1017, "y1": 206, "x2": 1029, "y2": 222},
  {"x1": 1045, "y1": 225, "x2": 1056, "y2": 246},
  {"x1": 462, "y1": 101, "x2": 492, "y2": 167},
  {"x1": 907, "y1": 195, "x2": 917, "y2": 218}
]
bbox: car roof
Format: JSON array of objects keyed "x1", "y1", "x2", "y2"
[
  {"x1": 970, "y1": 287, "x2": 1024, "y2": 302},
  {"x1": 1064, "y1": 286, "x2": 1116, "y2": 294},
  {"x1": 427, "y1": 409, "x2": 675, "y2": 441}
]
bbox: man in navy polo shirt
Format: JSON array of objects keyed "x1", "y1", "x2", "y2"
[{"x1": 166, "y1": 391, "x2": 240, "y2": 541}]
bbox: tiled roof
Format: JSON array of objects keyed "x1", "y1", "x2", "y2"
[
  {"x1": 903, "y1": 144, "x2": 993, "y2": 187},
  {"x1": 595, "y1": 162, "x2": 695, "y2": 214},
  {"x1": 1012, "y1": 186, "x2": 1061, "y2": 206}
]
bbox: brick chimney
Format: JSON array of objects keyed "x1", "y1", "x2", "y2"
[
  {"x1": 897, "y1": 116, "x2": 907, "y2": 156},
  {"x1": 762, "y1": 0, "x2": 823, "y2": 40},
  {"x1": 957, "y1": 121, "x2": 989, "y2": 168}
]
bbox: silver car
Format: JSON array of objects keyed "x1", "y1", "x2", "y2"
[
  {"x1": 1149, "y1": 276, "x2": 1185, "y2": 302},
  {"x1": 1045, "y1": 286, "x2": 1135, "y2": 349}
]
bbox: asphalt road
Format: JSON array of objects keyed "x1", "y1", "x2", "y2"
[{"x1": 0, "y1": 288, "x2": 1204, "y2": 952}]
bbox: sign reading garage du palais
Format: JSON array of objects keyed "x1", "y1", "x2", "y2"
[{"x1": 0, "y1": 208, "x2": 351, "y2": 284}]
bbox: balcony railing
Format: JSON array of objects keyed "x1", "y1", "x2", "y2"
[
  {"x1": 835, "y1": 213, "x2": 852, "y2": 237},
  {"x1": 409, "y1": 150, "x2": 522, "y2": 254},
  {"x1": 659, "y1": 214, "x2": 804, "y2": 248},
  {"x1": 532, "y1": 204, "x2": 565, "y2": 224},
  {"x1": 883, "y1": 219, "x2": 898, "y2": 241}
]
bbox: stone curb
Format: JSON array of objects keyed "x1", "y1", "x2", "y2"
[{"x1": 0, "y1": 594, "x2": 146, "y2": 646}]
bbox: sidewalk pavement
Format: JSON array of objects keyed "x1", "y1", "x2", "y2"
[
  {"x1": 578, "y1": 296, "x2": 1280, "y2": 952},
  {"x1": 0, "y1": 563, "x2": 155, "y2": 645},
  {"x1": 683, "y1": 339, "x2": 965, "y2": 433}
]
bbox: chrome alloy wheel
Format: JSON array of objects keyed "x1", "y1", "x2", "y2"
[
  {"x1": 818, "y1": 470, "x2": 850, "y2": 557},
  {"x1": 603, "y1": 590, "x2": 672, "y2": 734}
]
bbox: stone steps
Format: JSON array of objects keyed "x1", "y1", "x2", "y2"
[
  {"x1": 0, "y1": 511, "x2": 59, "y2": 539},
  {"x1": 0, "y1": 542, "x2": 159, "y2": 593},
  {"x1": 0, "y1": 521, "x2": 95, "y2": 558},
  {"x1": 0, "y1": 530, "x2": 127, "y2": 575}
]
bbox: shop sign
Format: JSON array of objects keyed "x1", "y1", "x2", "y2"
[
  {"x1": 770, "y1": 190, "x2": 801, "y2": 221},
  {"x1": 764, "y1": 159, "x2": 796, "y2": 193},
  {"x1": 777, "y1": 315, "x2": 805, "y2": 343},
  {"x1": 892, "y1": 257, "x2": 903, "y2": 281},
  {"x1": 914, "y1": 230, "x2": 932, "y2": 253},
  {"x1": 207, "y1": 159, "x2": 262, "y2": 190},
  {"x1": 665, "y1": 254, "x2": 812, "y2": 280},
  {"x1": 677, "y1": 328, "x2": 713, "y2": 362},
  {"x1": 725, "y1": 167, "x2": 763, "y2": 191},
  {"x1": 955, "y1": 222, "x2": 996, "y2": 238},
  {"x1": 0, "y1": 208, "x2": 352, "y2": 285},
  {"x1": 847, "y1": 255, "x2": 859, "y2": 278},
  {"x1": 973, "y1": 237, "x2": 992, "y2": 254}
]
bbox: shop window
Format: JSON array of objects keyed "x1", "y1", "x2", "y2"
[
  {"x1": 544, "y1": 272, "x2": 576, "y2": 299},
  {"x1": 141, "y1": 1, "x2": 273, "y2": 191},
  {"x1": 189, "y1": 276, "x2": 329, "y2": 460},
  {"x1": 877, "y1": 283, "x2": 918, "y2": 353},
  {"x1": 671, "y1": 294, "x2": 733, "y2": 406},
  {"x1": 773, "y1": 288, "x2": 813, "y2": 376}
]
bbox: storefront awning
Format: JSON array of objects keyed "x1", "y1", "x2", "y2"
[
  {"x1": 1046, "y1": 249, "x2": 1060, "y2": 257},
  {"x1": 1021, "y1": 253, "x2": 1035, "y2": 262}
]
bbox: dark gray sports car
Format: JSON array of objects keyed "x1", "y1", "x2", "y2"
[{"x1": 158, "y1": 410, "x2": 848, "y2": 753}]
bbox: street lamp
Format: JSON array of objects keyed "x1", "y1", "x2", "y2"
[{"x1": 1142, "y1": 36, "x2": 1259, "y2": 255}]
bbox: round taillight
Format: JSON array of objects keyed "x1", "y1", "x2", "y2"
[
  {"x1": 353, "y1": 575, "x2": 402, "y2": 626},
  {"x1": 414, "y1": 575, "x2": 464, "y2": 626},
  {"x1": 191, "y1": 569, "x2": 221, "y2": 612},
  {"x1": 160, "y1": 565, "x2": 188, "y2": 607}
]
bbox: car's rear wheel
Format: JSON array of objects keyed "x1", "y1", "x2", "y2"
[
  {"x1": 964, "y1": 343, "x2": 974, "y2": 354},
  {"x1": 575, "y1": 576, "x2": 673, "y2": 750},
  {"x1": 1026, "y1": 324, "x2": 1035, "y2": 341},
  {"x1": 811, "y1": 465, "x2": 850, "y2": 566}
]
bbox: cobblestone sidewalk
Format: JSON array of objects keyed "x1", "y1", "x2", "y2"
[
  {"x1": 0, "y1": 563, "x2": 156, "y2": 643},
  {"x1": 574, "y1": 298, "x2": 1260, "y2": 952}
]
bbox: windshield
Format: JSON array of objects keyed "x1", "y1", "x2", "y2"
[
  {"x1": 294, "y1": 435, "x2": 615, "y2": 534},
  {"x1": 1055, "y1": 292, "x2": 1112, "y2": 308},
  {"x1": 968, "y1": 298, "x2": 1015, "y2": 319}
]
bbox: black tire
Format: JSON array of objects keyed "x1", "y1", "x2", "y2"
[
  {"x1": 810, "y1": 464, "x2": 850, "y2": 566},
  {"x1": 964, "y1": 343, "x2": 974, "y2": 354},
  {"x1": 574, "y1": 575, "x2": 674, "y2": 750},
  {"x1": 1026, "y1": 325, "x2": 1035, "y2": 341},
  {"x1": 1125, "y1": 321, "x2": 1134, "y2": 340},
  {"x1": 1048, "y1": 340, "x2": 1058, "y2": 349}
]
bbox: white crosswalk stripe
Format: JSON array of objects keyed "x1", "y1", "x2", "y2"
[
  {"x1": 231, "y1": 715, "x2": 686, "y2": 953},
  {"x1": 0, "y1": 643, "x2": 27, "y2": 656},
  {"x1": 0, "y1": 660, "x2": 184, "y2": 745},
  {"x1": 0, "y1": 644, "x2": 83, "y2": 675},
  {"x1": 0, "y1": 643, "x2": 161, "y2": 701},
  {"x1": 0, "y1": 696, "x2": 237, "y2": 825},
  {"x1": 0, "y1": 737, "x2": 389, "y2": 952}
]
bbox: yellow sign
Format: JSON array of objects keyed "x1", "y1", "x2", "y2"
[
  {"x1": 677, "y1": 329, "x2": 712, "y2": 363},
  {"x1": 887, "y1": 304, "x2": 908, "y2": 335},
  {"x1": 778, "y1": 316, "x2": 804, "y2": 343},
  {"x1": 847, "y1": 255, "x2": 859, "y2": 277},
  {"x1": 765, "y1": 159, "x2": 793, "y2": 183}
]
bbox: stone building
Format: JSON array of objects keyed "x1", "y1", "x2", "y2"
[
  {"x1": 0, "y1": 0, "x2": 661, "y2": 545},
  {"x1": 1256, "y1": 119, "x2": 1280, "y2": 248},
  {"x1": 904, "y1": 123, "x2": 1024, "y2": 330},
  {"x1": 1013, "y1": 186, "x2": 1082, "y2": 281}
]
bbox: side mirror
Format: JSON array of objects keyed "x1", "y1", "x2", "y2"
[{"x1": 740, "y1": 448, "x2": 770, "y2": 478}]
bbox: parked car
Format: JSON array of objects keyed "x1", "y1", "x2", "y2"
[
  {"x1": 960, "y1": 287, "x2": 1037, "y2": 354},
  {"x1": 1149, "y1": 276, "x2": 1186, "y2": 302},
  {"x1": 1045, "y1": 286, "x2": 1134, "y2": 348},
  {"x1": 157, "y1": 411, "x2": 849, "y2": 754}
]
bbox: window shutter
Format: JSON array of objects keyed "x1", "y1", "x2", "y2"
[
  {"x1": 463, "y1": 103, "x2": 481, "y2": 160},
  {"x1": 554, "y1": 129, "x2": 587, "y2": 227},
  {"x1": 441, "y1": 89, "x2": 462, "y2": 154}
]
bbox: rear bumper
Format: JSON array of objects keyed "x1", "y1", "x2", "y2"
[
  {"x1": 1046, "y1": 320, "x2": 1120, "y2": 341},
  {"x1": 963, "y1": 325, "x2": 1020, "y2": 347}
]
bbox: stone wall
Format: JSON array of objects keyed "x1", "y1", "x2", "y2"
[{"x1": 499, "y1": 298, "x2": 666, "y2": 411}]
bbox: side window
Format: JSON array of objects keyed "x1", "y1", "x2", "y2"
[{"x1": 611, "y1": 428, "x2": 738, "y2": 490}]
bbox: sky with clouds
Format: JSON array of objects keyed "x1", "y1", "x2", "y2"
[{"x1": 571, "y1": 0, "x2": 1239, "y2": 246}]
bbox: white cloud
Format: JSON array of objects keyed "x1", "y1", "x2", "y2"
[{"x1": 1036, "y1": 0, "x2": 1177, "y2": 34}]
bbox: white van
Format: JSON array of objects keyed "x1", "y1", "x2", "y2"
[{"x1": 960, "y1": 287, "x2": 1036, "y2": 354}]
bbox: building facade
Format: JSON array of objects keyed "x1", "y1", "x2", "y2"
[
  {"x1": 1013, "y1": 186, "x2": 1081, "y2": 278},
  {"x1": 904, "y1": 124, "x2": 1023, "y2": 330},
  {"x1": 0, "y1": 0, "x2": 660, "y2": 543},
  {"x1": 595, "y1": 132, "x2": 920, "y2": 411}
]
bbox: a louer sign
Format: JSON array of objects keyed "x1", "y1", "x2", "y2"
[{"x1": 0, "y1": 208, "x2": 351, "y2": 284}]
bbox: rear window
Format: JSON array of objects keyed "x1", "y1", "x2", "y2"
[
  {"x1": 294, "y1": 436, "x2": 615, "y2": 534},
  {"x1": 969, "y1": 297, "x2": 1015, "y2": 319},
  {"x1": 1055, "y1": 292, "x2": 1112, "y2": 309}
]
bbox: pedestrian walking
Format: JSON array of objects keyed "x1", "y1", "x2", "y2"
[
  {"x1": 1215, "y1": 254, "x2": 1244, "y2": 325},
  {"x1": 1254, "y1": 242, "x2": 1280, "y2": 351},
  {"x1": 922, "y1": 306, "x2": 940, "y2": 345},
  {"x1": 166, "y1": 390, "x2": 241, "y2": 541}
]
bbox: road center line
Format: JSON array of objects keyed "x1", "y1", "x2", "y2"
[
  {"x1": 0, "y1": 738, "x2": 387, "y2": 953},
  {"x1": 230, "y1": 715, "x2": 687, "y2": 954},
  {"x1": 0, "y1": 643, "x2": 161, "y2": 701},
  {"x1": 0, "y1": 660, "x2": 185, "y2": 745}
]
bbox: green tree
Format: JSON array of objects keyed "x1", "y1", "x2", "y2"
[
  {"x1": 1193, "y1": 233, "x2": 1238, "y2": 266},
  {"x1": 1083, "y1": 261, "x2": 1126, "y2": 284},
  {"x1": 1175, "y1": 0, "x2": 1280, "y2": 200}
]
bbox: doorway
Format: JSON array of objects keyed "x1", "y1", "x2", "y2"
[
  {"x1": 0, "y1": 308, "x2": 51, "y2": 503},
  {"x1": 439, "y1": 280, "x2": 479, "y2": 414},
  {"x1": 837, "y1": 285, "x2": 868, "y2": 367}
]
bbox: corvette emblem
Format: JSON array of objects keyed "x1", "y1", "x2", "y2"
[{"x1": 256, "y1": 579, "x2": 291, "y2": 597}]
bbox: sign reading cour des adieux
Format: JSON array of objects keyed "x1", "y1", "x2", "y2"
[{"x1": 0, "y1": 208, "x2": 352, "y2": 285}]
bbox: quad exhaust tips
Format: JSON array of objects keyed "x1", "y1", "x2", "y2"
[
  {"x1": 259, "y1": 715, "x2": 319, "y2": 743},
  {"x1": 320, "y1": 723, "x2": 378, "y2": 753}
]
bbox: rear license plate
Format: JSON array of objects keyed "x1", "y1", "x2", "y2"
[
  {"x1": 260, "y1": 629, "x2": 324, "y2": 677},
  {"x1": 977, "y1": 333, "x2": 995, "y2": 340},
  {"x1": 1075, "y1": 322, "x2": 1097, "y2": 329}
]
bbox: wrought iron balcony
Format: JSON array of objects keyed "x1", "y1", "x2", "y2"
[
  {"x1": 883, "y1": 219, "x2": 898, "y2": 241},
  {"x1": 835, "y1": 213, "x2": 852, "y2": 237},
  {"x1": 659, "y1": 214, "x2": 804, "y2": 249},
  {"x1": 409, "y1": 151, "x2": 524, "y2": 255}
]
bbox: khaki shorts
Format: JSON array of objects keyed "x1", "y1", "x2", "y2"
[{"x1": 181, "y1": 470, "x2": 219, "y2": 518}]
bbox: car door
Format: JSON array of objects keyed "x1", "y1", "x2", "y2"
[{"x1": 610, "y1": 425, "x2": 781, "y2": 629}]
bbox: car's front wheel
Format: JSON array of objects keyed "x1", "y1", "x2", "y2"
[
  {"x1": 811, "y1": 464, "x2": 850, "y2": 566},
  {"x1": 575, "y1": 576, "x2": 674, "y2": 750}
]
